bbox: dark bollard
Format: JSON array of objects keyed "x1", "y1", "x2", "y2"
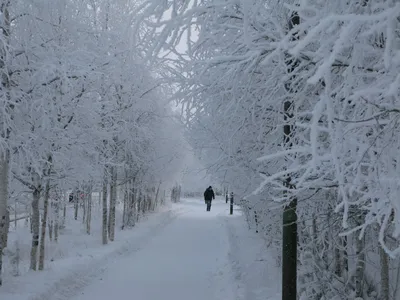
[{"x1": 230, "y1": 192, "x2": 234, "y2": 215}]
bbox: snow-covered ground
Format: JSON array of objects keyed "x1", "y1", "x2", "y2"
[{"x1": 1, "y1": 198, "x2": 280, "y2": 300}]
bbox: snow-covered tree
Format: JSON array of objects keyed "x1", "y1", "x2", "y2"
[
  {"x1": 0, "y1": 0, "x2": 185, "y2": 281},
  {"x1": 137, "y1": 0, "x2": 400, "y2": 298}
]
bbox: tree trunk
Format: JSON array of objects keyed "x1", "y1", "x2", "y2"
[
  {"x1": 54, "y1": 198, "x2": 59, "y2": 243},
  {"x1": 282, "y1": 81, "x2": 298, "y2": 300},
  {"x1": 355, "y1": 235, "x2": 365, "y2": 298},
  {"x1": 160, "y1": 189, "x2": 164, "y2": 205},
  {"x1": 335, "y1": 246, "x2": 341, "y2": 276},
  {"x1": 0, "y1": 151, "x2": 9, "y2": 285},
  {"x1": 393, "y1": 260, "x2": 400, "y2": 300},
  {"x1": 312, "y1": 216, "x2": 317, "y2": 246},
  {"x1": 30, "y1": 187, "x2": 41, "y2": 270},
  {"x1": 142, "y1": 190, "x2": 146, "y2": 214},
  {"x1": 82, "y1": 188, "x2": 86, "y2": 224},
  {"x1": 149, "y1": 193, "x2": 153, "y2": 211},
  {"x1": 48, "y1": 220, "x2": 53, "y2": 242},
  {"x1": 335, "y1": 236, "x2": 347, "y2": 277},
  {"x1": 0, "y1": 0, "x2": 11, "y2": 286},
  {"x1": 380, "y1": 241, "x2": 389, "y2": 300},
  {"x1": 30, "y1": 206, "x2": 33, "y2": 233},
  {"x1": 86, "y1": 184, "x2": 92, "y2": 235},
  {"x1": 281, "y1": 12, "x2": 299, "y2": 300},
  {"x1": 137, "y1": 190, "x2": 141, "y2": 222},
  {"x1": 38, "y1": 180, "x2": 50, "y2": 270},
  {"x1": 127, "y1": 181, "x2": 135, "y2": 227},
  {"x1": 282, "y1": 197, "x2": 297, "y2": 300},
  {"x1": 146, "y1": 193, "x2": 150, "y2": 212},
  {"x1": 61, "y1": 197, "x2": 66, "y2": 229},
  {"x1": 154, "y1": 182, "x2": 161, "y2": 209},
  {"x1": 11, "y1": 239, "x2": 19, "y2": 277},
  {"x1": 13, "y1": 199, "x2": 17, "y2": 229},
  {"x1": 122, "y1": 181, "x2": 128, "y2": 229},
  {"x1": 74, "y1": 190, "x2": 78, "y2": 220},
  {"x1": 48, "y1": 199, "x2": 53, "y2": 242},
  {"x1": 102, "y1": 169, "x2": 108, "y2": 245},
  {"x1": 342, "y1": 236, "x2": 348, "y2": 274},
  {"x1": 108, "y1": 166, "x2": 116, "y2": 241}
]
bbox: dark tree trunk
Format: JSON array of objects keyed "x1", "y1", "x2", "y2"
[
  {"x1": 282, "y1": 190, "x2": 297, "y2": 300},
  {"x1": 282, "y1": 11, "x2": 299, "y2": 300},
  {"x1": 102, "y1": 168, "x2": 108, "y2": 245}
]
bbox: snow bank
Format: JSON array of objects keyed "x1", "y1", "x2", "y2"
[
  {"x1": 223, "y1": 207, "x2": 281, "y2": 300},
  {"x1": 0, "y1": 203, "x2": 181, "y2": 300}
]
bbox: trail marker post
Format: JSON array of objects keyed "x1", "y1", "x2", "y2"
[{"x1": 230, "y1": 192, "x2": 233, "y2": 215}]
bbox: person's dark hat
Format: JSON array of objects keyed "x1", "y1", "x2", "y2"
[{"x1": 209, "y1": 186, "x2": 212, "y2": 189}]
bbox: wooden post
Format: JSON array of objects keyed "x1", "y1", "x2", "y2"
[{"x1": 230, "y1": 192, "x2": 233, "y2": 215}]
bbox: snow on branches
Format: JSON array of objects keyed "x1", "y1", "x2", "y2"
[{"x1": 138, "y1": 0, "x2": 400, "y2": 256}]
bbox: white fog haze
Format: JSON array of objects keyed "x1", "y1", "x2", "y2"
[{"x1": 180, "y1": 152, "x2": 213, "y2": 195}]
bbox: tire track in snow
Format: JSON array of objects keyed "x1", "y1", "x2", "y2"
[{"x1": 30, "y1": 207, "x2": 185, "y2": 300}]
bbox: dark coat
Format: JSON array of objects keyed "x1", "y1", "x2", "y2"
[{"x1": 204, "y1": 188, "x2": 215, "y2": 201}]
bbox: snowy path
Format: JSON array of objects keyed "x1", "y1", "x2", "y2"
[
  {"x1": 1, "y1": 198, "x2": 280, "y2": 300},
  {"x1": 71, "y1": 199, "x2": 237, "y2": 300}
]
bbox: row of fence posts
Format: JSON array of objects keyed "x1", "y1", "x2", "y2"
[
  {"x1": 224, "y1": 189, "x2": 234, "y2": 215},
  {"x1": 224, "y1": 189, "x2": 258, "y2": 232}
]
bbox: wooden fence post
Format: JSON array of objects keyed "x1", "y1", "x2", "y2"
[{"x1": 230, "y1": 192, "x2": 233, "y2": 215}]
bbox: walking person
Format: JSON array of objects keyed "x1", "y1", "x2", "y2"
[{"x1": 204, "y1": 186, "x2": 215, "y2": 211}]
